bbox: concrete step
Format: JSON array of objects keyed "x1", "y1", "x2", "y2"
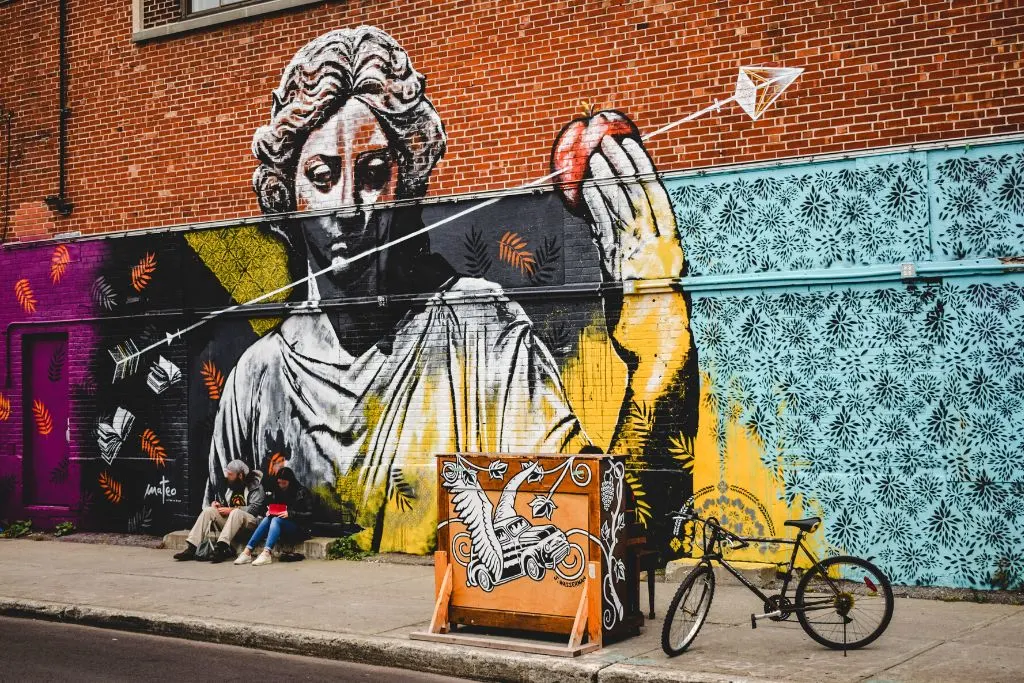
[
  {"x1": 163, "y1": 530, "x2": 332, "y2": 560},
  {"x1": 664, "y1": 557, "x2": 779, "y2": 590}
]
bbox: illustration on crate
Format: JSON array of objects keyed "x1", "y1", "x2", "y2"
[{"x1": 440, "y1": 454, "x2": 627, "y2": 629}]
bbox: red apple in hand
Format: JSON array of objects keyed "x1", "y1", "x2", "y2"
[{"x1": 551, "y1": 110, "x2": 642, "y2": 217}]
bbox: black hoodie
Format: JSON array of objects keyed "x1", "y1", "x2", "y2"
[{"x1": 268, "y1": 467, "x2": 314, "y2": 537}]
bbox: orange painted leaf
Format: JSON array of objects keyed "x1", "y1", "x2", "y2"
[
  {"x1": 201, "y1": 360, "x2": 224, "y2": 401},
  {"x1": 141, "y1": 428, "x2": 167, "y2": 468},
  {"x1": 14, "y1": 279, "x2": 37, "y2": 314},
  {"x1": 267, "y1": 452, "x2": 286, "y2": 476},
  {"x1": 497, "y1": 231, "x2": 536, "y2": 275},
  {"x1": 131, "y1": 252, "x2": 157, "y2": 292},
  {"x1": 99, "y1": 471, "x2": 123, "y2": 504},
  {"x1": 32, "y1": 400, "x2": 53, "y2": 436},
  {"x1": 51, "y1": 245, "x2": 71, "y2": 284},
  {"x1": 0, "y1": 393, "x2": 10, "y2": 421}
]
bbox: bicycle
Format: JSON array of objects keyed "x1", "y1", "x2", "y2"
[{"x1": 660, "y1": 498, "x2": 894, "y2": 656}]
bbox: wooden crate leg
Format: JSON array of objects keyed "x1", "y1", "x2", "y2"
[
  {"x1": 567, "y1": 583, "x2": 589, "y2": 649},
  {"x1": 429, "y1": 560, "x2": 453, "y2": 634},
  {"x1": 586, "y1": 561, "x2": 602, "y2": 647}
]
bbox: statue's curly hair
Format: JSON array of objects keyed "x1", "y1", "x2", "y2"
[{"x1": 252, "y1": 26, "x2": 446, "y2": 249}]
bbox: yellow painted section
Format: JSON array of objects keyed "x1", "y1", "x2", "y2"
[
  {"x1": 690, "y1": 374, "x2": 822, "y2": 567},
  {"x1": 560, "y1": 316, "x2": 628, "y2": 452},
  {"x1": 184, "y1": 226, "x2": 292, "y2": 336}
]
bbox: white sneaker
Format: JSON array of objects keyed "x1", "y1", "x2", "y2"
[
  {"x1": 251, "y1": 550, "x2": 273, "y2": 567},
  {"x1": 234, "y1": 550, "x2": 253, "y2": 565}
]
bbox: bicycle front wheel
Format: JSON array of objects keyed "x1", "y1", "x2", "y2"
[
  {"x1": 661, "y1": 564, "x2": 715, "y2": 656},
  {"x1": 795, "y1": 555, "x2": 893, "y2": 650}
]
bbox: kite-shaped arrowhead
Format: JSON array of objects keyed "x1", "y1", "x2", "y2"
[{"x1": 735, "y1": 66, "x2": 804, "y2": 121}]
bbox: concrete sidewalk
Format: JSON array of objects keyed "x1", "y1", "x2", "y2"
[{"x1": 0, "y1": 540, "x2": 1021, "y2": 683}]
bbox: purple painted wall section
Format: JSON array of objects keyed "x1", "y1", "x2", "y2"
[{"x1": 0, "y1": 241, "x2": 108, "y2": 528}]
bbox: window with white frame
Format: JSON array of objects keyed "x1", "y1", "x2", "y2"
[{"x1": 190, "y1": 0, "x2": 250, "y2": 13}]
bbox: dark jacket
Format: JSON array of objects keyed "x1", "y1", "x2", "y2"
[
  {"x1": 213, "y1": 470, "x2": 267, "y2": 518},
  {"x1": 269, "y1": 467, "x2": 314, "y2": 537}
]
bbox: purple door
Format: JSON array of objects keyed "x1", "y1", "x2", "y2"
[{"x1": 23, "y1": 334, "x2": 74, "y2": 507}]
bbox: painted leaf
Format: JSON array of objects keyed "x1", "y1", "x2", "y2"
[
  {"x1": 33, "y1": 400, "x2": 53, "y2": 436},
  {"x1": 625, "y1": 472, "x2": 652, "y2": 527},
  {"x1": 0, "y1": 392, "x2": 10, "y2": 421},
  {"x1": 462, "y1": 228, "x2": 492, "y2": 277},
  {"x1": 50, "y1": 245, "x2": 71, "y2": 284},
  {"x1": 131, "y1": 252, "x2": 157, "y2": 292},
  {"x1": 668, "y1": 433, "x2": 695, "y2": 471},
  {"x1": 266, "y1": 452, "x2": 286, "y2": 476},
  {"x1": 201, "y1": 360, "x2": 224, "y2": 401},
  {"x1": 487, "y1": 460, "x2": 508, "y2": 480},
  {"x1": 628, "y1": 401, "x2": 656, "y2": 453},
  {"x1": 99, "y1": 471, "x2": 123, "y2": 504},
  {"x1": 140, "y1": 428, "x2": 167, "y2": 468},
  {"x1": 529, "y1": 494, "x2": 557, "y2": 520},
  {"x1": 528, "y1": 235, "x2": 562, "y2": 285},
  {"x1": 128, "y1": 506, "x2": 153, "y2": 533},
  {"x1": 14, "y1": 278, "x2": 37, "y2": 314},
  {"x1": 50, "y1": 457, "x2": 70, "y2": 485},
  {"x1": 90, "y1": 276, "x2": 117, "y2": 311},
  {"x1": 497, "y1": 231, "x2": 536, "y2": 275},
  {"x1": 48, "y1": 344, "x2": 67, "y2": 382},
  {"x1": 388, "y1": 468, "x2": 416, "y2": 513}
]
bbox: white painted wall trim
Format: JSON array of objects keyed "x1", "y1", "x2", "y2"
[{"x1": 132, "y1": 0, "x2": 328, "y2": 43}]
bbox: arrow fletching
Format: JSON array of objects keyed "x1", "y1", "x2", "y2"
[
  {"x1": 735, "y1": 66, "x2": 804, "y2": 121},
  {"x1": 109, "y1": 339, "x2": 141, "y2": 383}
]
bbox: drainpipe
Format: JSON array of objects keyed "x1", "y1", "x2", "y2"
[
  {"x1": 44, "y1": 0, "x2": 73, "y2": 217},
  {"x1": 1, "y1": 109, "x2": 11, "y2": 243}
]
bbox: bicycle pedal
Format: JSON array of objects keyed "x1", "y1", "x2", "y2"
[{"x1": 750, "y1": 614, "x2": 757, "y2": 629}]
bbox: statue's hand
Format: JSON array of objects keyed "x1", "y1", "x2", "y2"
[{"x1": 582, "y1": 135, "x2": 683, "y2": 282}]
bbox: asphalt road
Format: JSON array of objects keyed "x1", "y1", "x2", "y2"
[{"x1": 0, "y1": 617, "x2": 471, "y2": 682}]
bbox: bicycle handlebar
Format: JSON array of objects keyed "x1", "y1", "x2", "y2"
[{"x1": 668, "y1": 498, "x2": 751, "y2": 550}]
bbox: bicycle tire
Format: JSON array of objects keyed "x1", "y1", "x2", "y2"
[
  {"x1": 795, "y1": 555, "x2": 894, "y2": 650},
  {"x1": 661, "y1": 564, "x2": 715, "y2": 656}
]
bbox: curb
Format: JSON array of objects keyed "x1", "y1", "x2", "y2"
[{"x1": 0, "y1": 597, "x2": 779, "y2": 683}]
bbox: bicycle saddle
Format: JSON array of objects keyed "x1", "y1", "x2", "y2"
[{"x1": 784, "y1": 517, "x2": 821, "y2": 532}]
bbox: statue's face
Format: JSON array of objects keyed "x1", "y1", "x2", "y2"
[{"x1": 294, "y1": 98, "x2": 400, "y2": 288}]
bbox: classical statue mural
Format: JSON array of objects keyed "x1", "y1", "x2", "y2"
[{"x1": 203, "y1": 26, "x2": 696, "y2": 552}]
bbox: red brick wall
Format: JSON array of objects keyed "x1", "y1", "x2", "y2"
[
  {"x1": 142, "y1": 0, "x2": 184, "y2": 29},
  {"x1": 1, "y1": 0, "x2": 1022, "y2": 241}
]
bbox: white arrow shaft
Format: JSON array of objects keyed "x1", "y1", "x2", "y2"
[
  {"x1": 119, "y1": 73, "x2": 793, "y2": 369},
  {"x1": 641, "y1": 94, "x2": 738, "y2": 142}
]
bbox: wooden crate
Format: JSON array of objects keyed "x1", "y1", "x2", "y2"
[{"x1": 411, "y1": 453, "x2": 643, "y2": 656}]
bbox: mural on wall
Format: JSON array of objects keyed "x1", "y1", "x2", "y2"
[
  {"x1": 197, "y1": 26, "x2": 696, "y2": 553},
  {"x1": 665, "y1": 143, "x2": 1024, "y2": 589},
  {"x1": 1, "y1": 24, "x2": 1021, "y2": 591}
]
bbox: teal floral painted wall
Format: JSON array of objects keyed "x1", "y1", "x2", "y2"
[{"x1": 666, "y1": 141, "x2": 1024, "y2": 588}]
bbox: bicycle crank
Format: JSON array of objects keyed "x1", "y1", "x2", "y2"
[
  {"x1": 749, "y1": 609, "x2": 782, "y2": 629},
  {"x1": 765, "y1": 595, "x2": 794, "y2": 621}
]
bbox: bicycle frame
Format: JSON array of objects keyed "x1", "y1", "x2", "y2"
[{"x1": 686, "y1": 516, "x2": 833, "y2": 616}]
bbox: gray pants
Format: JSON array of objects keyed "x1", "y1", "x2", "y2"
[{"x1": 186, "y1": 507, "x2": 258, "y2": 548}]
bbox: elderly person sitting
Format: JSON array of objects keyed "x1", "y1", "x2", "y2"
[{"x1": 174, "y1": 459, "x2": 267, "y2": 564}]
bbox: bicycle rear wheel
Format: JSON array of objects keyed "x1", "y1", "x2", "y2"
[
  {"x1": 661, "y1": 564, "x2": 715, "y2": 656},
  {"x1": 795, "y1": 555, "x2": 893, "y2": 650}
]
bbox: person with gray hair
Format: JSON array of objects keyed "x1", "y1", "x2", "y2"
[{"x1": 176, "y1": 459, "x2": 266, "y2": 563}]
